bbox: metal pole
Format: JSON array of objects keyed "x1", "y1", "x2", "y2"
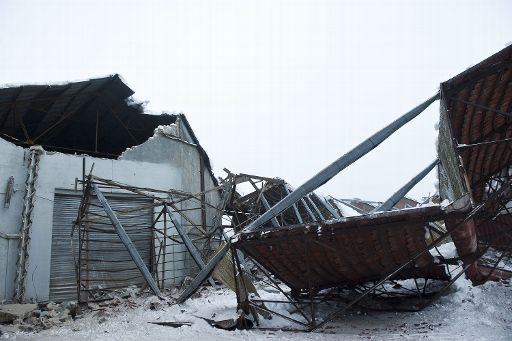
[
  {"x1": 285, "y1": 184, "x2": 316, "y2": 221},
  {"x1": 249, "y1": 179, "x2": 280, "y2": 227},
  {"x1": 260, "y1": 192, "x2": 280, "y2": 227},
  {"x1": 163, "y1": 205, "x2": 217, "y2": 287},
  {"x1": 93, "y1": 184, "x2": 162, "y2": 297},
  {"x1": 306, "y1": 196, "x2": 325, "y2": 221},
  {"x1": 372, "y1": 159, "x2": 438, "y2": 213},
  {"x1": 177, "y1": 242, "x2": 230, "y2": 303},
  {"x1": 290, "y1": 197, "x2": 304, "y2": 224},
  {"x1": 316, "y1": 194, "x2": 341, "y2": 219},
  {"x1": 243, "y1": 93, "x2": 439, "y2": 232}
]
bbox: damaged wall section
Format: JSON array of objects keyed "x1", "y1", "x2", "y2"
[{"x1": 0, "y1": 76, "x2": 220, "y2": 303}]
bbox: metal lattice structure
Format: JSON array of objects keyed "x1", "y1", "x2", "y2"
[{"x1": 74, "y1": 175, "x2": 230, "y2": 302}]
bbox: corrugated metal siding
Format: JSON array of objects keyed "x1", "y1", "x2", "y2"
[
  {"x1": 50, "y1": 192, "x2": 153, "y2": 302},
  {"x1": 49, "y1": 193, "x2": 81, "y2": 302}
]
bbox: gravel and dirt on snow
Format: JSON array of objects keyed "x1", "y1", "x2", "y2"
[
  {"x1": 2, "y1": 277, "x2": 510, "y2": 340},
  {"x1": 3, "y1": 242, "x2": 512, "y2": 340}
]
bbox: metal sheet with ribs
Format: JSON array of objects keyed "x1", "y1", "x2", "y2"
[
  {"x1": 235, "y1": 206, "x2": 453, "y2": 291},
  {"x1": 50, "y1": 191, "x2": 153, "y2": 302},
  {"x1": 441, "y1": 44, "x2": 512, "y2": 203},
  {"x1": 440, "y1": 44, "x2": 512, "y2": 246}
]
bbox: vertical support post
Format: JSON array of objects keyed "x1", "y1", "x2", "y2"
[
  {"x1": 249, "y1": 180, "x2": 280, "y2": 227},
  {"x1": 75, "y1": 175, "x2": 92, "y2": 303},
  {"x1": 77, "y1": 212, "x2": 82, "y2": 302},
  {"x1": 199, "y1": 150, "x2": 207, "y2": 233},
  {"x1": 162, "y1": 207, "x2": 167, "y2": 288},
  {"x1": 85, "y1": 212, "x2": 90, "y2": 302}
]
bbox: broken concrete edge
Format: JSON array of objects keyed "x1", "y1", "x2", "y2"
[
  {"x1": 0, "y1": 304, "x2": 37, "y2": 324},
  {"x1": 0, "y1": 285, "x2": 155, "y2": 333},
  {"x1": 0, "y1": 301, "x2": 82, "y2": 333}
]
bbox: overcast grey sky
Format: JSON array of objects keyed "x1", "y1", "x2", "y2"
[{"x1": 1, "y1": 0, "x2": 511, "y2": 201}]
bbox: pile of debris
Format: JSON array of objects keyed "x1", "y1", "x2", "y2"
[
  {"x1": 0, "y1": 286, "x2": 172, "y2": 334},
  {"x1": 0, "y1": 300, "x2": 81, "y2": 333}
]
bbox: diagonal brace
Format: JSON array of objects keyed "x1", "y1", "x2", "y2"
[
  {"x1": 93, "y1": 184, "x2": 162, "y2": 297},
  {"x1": 163, "y1": 205, "x2": 216, "y2": 287},
  {"x1": 177, "y1": 242, "x2": 230, "y2": 303}
]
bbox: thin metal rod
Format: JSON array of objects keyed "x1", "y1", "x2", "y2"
[
  {"x1": 372, "y1": 159, "x2": 438, "y2": 213},
  {"x1": 243, "y1": 93, "x2": 439, "y2": 231},
  {"x1": 306, "y1": 196, "x2": 325, "y2": 221},
  {"x1": 316, "y1": 195, "x2": 341, "y2": 219},
  {"x1": 458, "y1": 137, "x2": 512, "y2": 149},
  {"x1": 249, "y1": 180, "x2": 280, "y2": 227},
  {"x1": 163, "y1": 205, "x2": 216, "y2": 287}
]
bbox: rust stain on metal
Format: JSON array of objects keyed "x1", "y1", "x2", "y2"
[{"x1": 235, "y1": 206, "x2": 453, "y2": 292}]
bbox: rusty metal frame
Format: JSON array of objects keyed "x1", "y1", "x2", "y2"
[
  {"x1": 231, "y1": 177, "x2": 512, "y2": 331},
  {"x1": 74, "y1": 174, "x2": 232, "y2": 302}
]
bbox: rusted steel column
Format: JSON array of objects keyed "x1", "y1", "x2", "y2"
[{"x1": 445, "y1": 217, "x2": 481, "y2": 281}]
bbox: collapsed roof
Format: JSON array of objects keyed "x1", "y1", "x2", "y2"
[
  {"x1": 219, "y1": 46, "x2": 512, "y2": 331},
  {"x1": 439, "y1": 44, "x2": 512, "y2": 250},
  {"x1": 0, "y1": 74, "x2": 176, "y2": 157},
  {"x1": 440, "y1": 44, "x2": 512, "y2": 203},
  {"x1": 236, "y1": 205, "x2": 454, "y2": 292}
]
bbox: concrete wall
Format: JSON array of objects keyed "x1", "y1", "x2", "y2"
[
  {"x1": 0, "y1": 127, "x2": 220, "y2": 303},
  {"x1": 0, "y1": 139, "x2": 27, "y2": 303}
]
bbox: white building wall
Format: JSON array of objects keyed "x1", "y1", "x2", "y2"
[
  {"x1": 0, "y1": 139, "x2": 27, "y2": 303},
  {"x1": 0, "y1": 131, "x2": 220, "y2": 303}
]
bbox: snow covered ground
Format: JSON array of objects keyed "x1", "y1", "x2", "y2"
[
  {"x1": 3, "y1": 276, "x2": 509, "y2": 341},
  {"x1": 3, "y1": 242, "x2": 512, "y2": 340}
]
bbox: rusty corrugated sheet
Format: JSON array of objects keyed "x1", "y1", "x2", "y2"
[
  {"x1": 441, "y1": 45, "x2": 512, "y2": 203},
  {"x1": 235, "y1": 206, "x2": 454, "y2": 291},
  {"x1": 440, "y1": 45, "x2": 512, "y2": 249}
]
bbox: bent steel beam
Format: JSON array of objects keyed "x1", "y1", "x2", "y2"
[
  {"x1": 243, "y1": 93, "x2": 440, "y2": 232},
  {"x1": 93, "y1": 184, "x2": 162, "y2": 297},
  {"x1": 372, "y1": 159, "x2": 439, "y2": 213},
  {"x1": 163, "y1": 205, "x2": 217, "y2": 287},
  {"x1": 285, "y1": 184, "x2": 317, "y2": 221},
  {"x1": 260, "y1": 192, "x2": 281, "y2": 227},
  {"x1": 177, "y1": 242, "x2": 230, "y2": 303},
  {"x1": 317, "y1": 194, "x2": 341, "y2": 219}
]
